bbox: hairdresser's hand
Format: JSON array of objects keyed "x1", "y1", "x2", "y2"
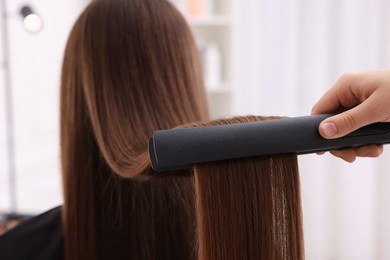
[{"x1": 311, "y1": 69, "x2": 390, "y2": 162}]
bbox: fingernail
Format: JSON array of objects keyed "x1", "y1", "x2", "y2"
[
  {"x1": 378, "y1": 145, "x2": 384, "y2": 155},
  {"x1": 321, "y1": 122, "x2": 338, "y2": 137}
]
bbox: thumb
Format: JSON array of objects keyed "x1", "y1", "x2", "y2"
[{"x1": 318, "y1": 101, "x2": 377, "y2": 139}]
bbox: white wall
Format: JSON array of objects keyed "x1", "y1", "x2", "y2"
[
  {"x1": 233, "y1": 0, "x2": 390, "y2": 259},
  {"x1": 0, "y1": 0, "x2": 9, "y2": 213},
  {"x1": 0, "y1": 0, "x2": 88, "y2": 213}
]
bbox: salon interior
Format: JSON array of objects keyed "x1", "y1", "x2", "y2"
[{"x1": 1, "y1": 0, "x2": 390, "y2": 259}]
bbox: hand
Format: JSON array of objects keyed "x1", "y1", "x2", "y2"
[{"x1": 311, "y1": 69, "x2": 390, "y2": 162}]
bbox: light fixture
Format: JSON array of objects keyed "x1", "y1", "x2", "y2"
[{"x1": 20, "y1": 5, "x2": 43, "y2": 33}]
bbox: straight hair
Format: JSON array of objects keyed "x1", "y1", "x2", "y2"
[
  {"x1": 191, "y1": 116, "x2": 304, "y2": 260},
  {"x1": 60, "y1": 0, "x2": 208, "y2": 259},
  {"x1": 60, "y1": 0, "x2": 304, "y2": 259}
]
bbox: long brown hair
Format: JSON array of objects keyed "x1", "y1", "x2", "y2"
[
  {"x1": 60, "y1": 0, "x2": 303, "y2": 259},
  {"x1": 60, "y1": 0, "x2": 208, "y2": 259},
  {"x1": 191, "y1": 116, "x2": 304, "y2": 260}
]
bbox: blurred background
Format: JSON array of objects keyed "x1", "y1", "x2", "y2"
[{"x1": 1, "y1": 0, "x2": 390, "y2": 259}]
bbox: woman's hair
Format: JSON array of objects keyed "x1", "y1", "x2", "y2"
[
  {"x1": 60, "y1": 0, "x2": 303, "y2": 259},
  {"x1": 191, "y1": 116, "x2": 304, "y2": 260},
  {"x1": 61, "y1": 0, "x2": 208, "y2": 259}
]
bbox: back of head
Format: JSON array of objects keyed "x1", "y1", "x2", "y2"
[
  {"x1": 60, "y1": 0, "x2": 208, "y2": 259},
  {"x1": 61, "y1": 0, "x2": 209, "y2": 176},
  {"x1": 60, "y1": 0, "x2": 303, "y2": 259}
]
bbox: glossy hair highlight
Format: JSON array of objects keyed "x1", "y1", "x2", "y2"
[
  {"x1": 60, "y1": 0, "x2": 208, "y2": 259},
  {"x1": 60, "y1": 0, "x2": 303, "y2": 259},
  {"x1": 192, "y1": 116, "x2": 304, "y2": 260}
]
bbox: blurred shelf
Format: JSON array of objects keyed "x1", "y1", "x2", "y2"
[{"x1": 169, "y1": 0, "x2": 234, "y2": 118}]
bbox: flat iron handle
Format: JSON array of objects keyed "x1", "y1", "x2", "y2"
[{"x1": 149, "y1": 114, "x2": 390, "y2": 172}]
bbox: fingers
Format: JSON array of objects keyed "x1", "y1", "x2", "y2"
[
  {"x1": 319, "y1": 144, "x2": 384, "y2": 162},
  {"x1": 318, "y1": 94, "x2": 381, "y2": 139},
  {"x1": 330, "y1": 148, "x2": 357, "y2": 163},
  {"x1": 312, "y1": 73, "x2": 372, "y2": 139},
  {"x1": 312, "y1": 69, "x2": 390, "y2": 162},
  {"x1": 355, "y1": 144, "x2": 384, "y2": 157}
]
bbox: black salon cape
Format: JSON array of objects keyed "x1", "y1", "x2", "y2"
[{"x1": 0, "y1": 206, "x2": 63, "y2": 260}]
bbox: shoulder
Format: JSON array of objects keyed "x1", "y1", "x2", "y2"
[{"x1": 0, "y1": 206, "x2": 63, "y2": 260}]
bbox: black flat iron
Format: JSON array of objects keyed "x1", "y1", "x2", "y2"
[{"x1": 148, "y1": 114, "x2": 390, "y2": 172}]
